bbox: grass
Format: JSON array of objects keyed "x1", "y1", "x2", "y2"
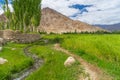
[
  {"x1": 26, "y1": 43, "x2": 86, "y2": 80},
  {"x1": 0, "y1": 42, "x2": 33, "y2": 80},
  {"x1": 1, "y1": 34, "x2": 120, "y2": 80},
  {"x1": 0, "y1": 39, "x2": 86, "y2": 80},
  {"x1": 44, "y1": 34, "x2": 120, "y2": 80}
]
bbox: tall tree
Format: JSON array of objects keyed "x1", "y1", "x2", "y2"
[{"x1": 4, "y1": 0, "x2": 41, "y2": 32}]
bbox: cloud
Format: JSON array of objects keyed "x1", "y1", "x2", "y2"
[
  {"x1": 0, "y1": 4, "x2": 13, "y2": 14},
  {"x1": 0, "y1": 0, "x2": 13, "y2": 14},
  {"x1": 42, "y1": 0, "x2": 120, "y2": 25}
]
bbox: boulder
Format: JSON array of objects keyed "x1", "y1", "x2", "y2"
[
  {"x1": 64, "y1": 56, "x2": 76, "y2": 67},
  {"x1": 12, "y1": 48, "x2": 16, "y2": 50},
  {"x1": 0, "y1": 58, "x2": 8, "y2": 64},
  {"x1": 0, "y1": 38, "x2": 6, "y2": 45},
  {"x1": 3, "y1": 30, "x2": 15, "y2": 40},
  {"x1": 0, "y1": 47, "x2": 2, "y2": 51},
  {"x1": 0, "y1": 38, "x2": 3, "y2": 43}
]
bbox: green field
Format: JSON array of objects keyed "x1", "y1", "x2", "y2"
[
  {"x1": 44, "y1": 34, "x2": 120, "y2": 80},
  {"x1": 0, "y1": 43, "x2": 33, "y2": 80},
  {"x1": 0, "y1": 34, "x2": 120, "y2": 80},
  {"x1": 26, "y1": 44, "x2": 85, "y2": 80},
  {"x1": 0, "y1": 40, "x2": 86, "y2": 80}
]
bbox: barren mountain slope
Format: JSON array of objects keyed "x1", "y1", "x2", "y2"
[{"x1": 39, "y1": 7, "x2": 105, "y2": 34}]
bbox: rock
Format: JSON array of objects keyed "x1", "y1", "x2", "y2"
[
  {"x1": 12, "y1": 48, "x2": 16, "y2": 50},
  {"x1": 0, "y1": 47, "x2": 2, "y2": 51},
  {"x1": 0, "y1": 38, "x2": 3, "y2": 43},
  {"x1": 0, "y1": 58, "x2": 8, "y2": 64},
  {"x1": 3, "y1": 30, "x2": 15, "y2": 40},
  {"x1": 44, "y1": 40, "x2": 49, "y2": 43},
  {"x1": 64, "y1": 56, "x2": 76, "y2": 67},
  {"x1": 0, "y1": 38, "x2": 6, "y2": 45}
]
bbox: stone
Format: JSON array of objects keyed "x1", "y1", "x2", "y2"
[
  {"x1": 3, "y1": 30, "x2": 15, "y2": 40},
  {"x1": 0, "y1": 38, "x2": 3, "y2": 43},
  {"x1": 0, "y1": 47, "x2": 2, "y2": 51},
  {"x1": 12, "y1": 48, "x2": 16, "y2": 50},
  {"x1": 0, "y1": 38, "x2": 6, "y2": 45},
  {"x1": 64, "y1": 56, "x2": 76, "y2": 67},
  {"x1": 0, "y1": 58, "x2": 8, "y2": 64}
]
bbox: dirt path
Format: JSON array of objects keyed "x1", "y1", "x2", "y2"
[
  {"x1": 12, "y1": 45, "x2": 44, "y2": 80},
  {"x1": 54, "y1": 43, "x2": 110, "y2": 80}
]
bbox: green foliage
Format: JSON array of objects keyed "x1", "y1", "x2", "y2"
[
  {"x1": 26, "y1": 45, "x2": 85, "y2": 80},
  {"x1": 58, "y1": 34, "x2": 120, "y2": 80},
  {"x1": 112, "y1": 31, "x2": 120, "y2": 34},
  {"x1": 63, "y1": 31, "x2": 110, "y2": 34},
  {"x1": 43, "y1": 34, "x2": 120, "y2": 80},
  {"x1": 38, "y1": 31, "x2": 47, "y2": 34},
  {"x1": 0, "y1": 43, "x2": 33, "y2": 80},
  {"x1": 3, "y1": 0, "x2": 41, "y2": 32}
]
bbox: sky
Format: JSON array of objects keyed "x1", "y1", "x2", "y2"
[
  {"x1": 42, "y1": 0, "x2": 120, "y2": 25},
  {"x1": 0, "y1": 0, "x2": 12, "y2": 14},
  {"x1": 0, "y1": 0, "x2": 120, "y2": 25}
]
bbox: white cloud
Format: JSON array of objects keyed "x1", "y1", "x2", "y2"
[
  {"x1": 42, "y1": 0, "x2": 120, "y2": 25},
  {"x1": 0, "y1": 4, "x2": 13, "y2": 14}
]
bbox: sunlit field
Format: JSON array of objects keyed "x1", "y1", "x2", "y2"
[
  {"x1": 1, "y1": 34, "x2": 120, "y2": 80},
  {"x1": 26, "y1": 44, "x2": 84, "y2": 80},
  {"x1": 0, "y1": 40, "x2": 86, "y2": 80},
  {"x1": 0, "y1": 43, "x2": 33, "y2": 80},
  {"x1": 44, "y1": 34, "x2": 120, "y2": 80}
]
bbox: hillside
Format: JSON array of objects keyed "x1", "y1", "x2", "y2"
[
  {"x1": 39, "y1": 7, "x2": 105, "y2": 34},
  {"x1": 96, "y1": 23, "x2": 120, "y2": 31}
]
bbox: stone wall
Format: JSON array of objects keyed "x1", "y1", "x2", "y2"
[
  {"x1": 14, "y1": 33, "x2": 40, "y2": 43},
  {"x1": 0, "y1": 30, "x2": 41, "y2": 43},
  {"x1": 3, "y1": 30, "x2": 15, "y2": 40},
  {"x1": 0, "y1": 30, "x2": 3, "y2": 38}
]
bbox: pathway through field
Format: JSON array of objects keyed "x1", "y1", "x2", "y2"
[{"x1": 54, "y1": 43, "x2": 111, "y2": 80}]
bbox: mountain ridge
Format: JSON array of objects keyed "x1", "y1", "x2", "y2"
[
  {"x1": 38, "y1": 7, "x2": 105, "y2": 34},
  {"x1": 96, "y1": 23, "x2": 120, "y2": 31}
]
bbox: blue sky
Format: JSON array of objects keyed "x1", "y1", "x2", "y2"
[
  {"x1": 0, "y1": 0, "x2": 12, "y2": 4},
  {"x1": 42, "y1": 0, "x2": 120, "y2": 25}
]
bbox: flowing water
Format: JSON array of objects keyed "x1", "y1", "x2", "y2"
[{"x1": 12, "y1": 46, "x2": 44, "y2": 80}]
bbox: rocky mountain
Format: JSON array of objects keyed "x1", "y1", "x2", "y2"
[
  {"x1": 38, "y1": 7, "x2": 105, "y2": 34},
  {"x1": 96, "y1": 23, "x2": 120, "y2": 31}
]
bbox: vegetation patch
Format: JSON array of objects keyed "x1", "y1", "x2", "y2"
[
  {"x1": 26, "y1": 44, "x2": 86, "y2": 80},
  {"x1": 60, "y1": 34, "x2": 120, "y2": 80},
  {"x1": 0, "y1": 42, "x2": 33, "y2": 80},
  {"x1": 44, "y1": 34, "x2": 120, "y2": 80}
]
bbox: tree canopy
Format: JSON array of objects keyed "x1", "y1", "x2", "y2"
[{"x1": 1, "y1": 0, "x2": 41, "y2": 32}]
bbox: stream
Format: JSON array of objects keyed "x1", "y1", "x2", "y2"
[{"x1": 12, "y1": 45, "x2": 44, "y2": 80}]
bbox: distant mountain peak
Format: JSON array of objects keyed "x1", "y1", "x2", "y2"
[
  {"x1": 39, "y1": 7, "x2": 105, "y2": 34},
  {"x1": 96, "y1": 23, "x2": 120, "y2": 31}
]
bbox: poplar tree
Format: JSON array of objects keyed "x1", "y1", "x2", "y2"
[{"x1": 4, "y1": 0, "x2": 41, "y2": 32}]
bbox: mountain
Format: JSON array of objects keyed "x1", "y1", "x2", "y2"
[
  {"x1": 38, "y1": 7, "x2": 105, "y2": 34},
  {"x1": 96, "y1": 23, "x2": 120, "y2": 31}
]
